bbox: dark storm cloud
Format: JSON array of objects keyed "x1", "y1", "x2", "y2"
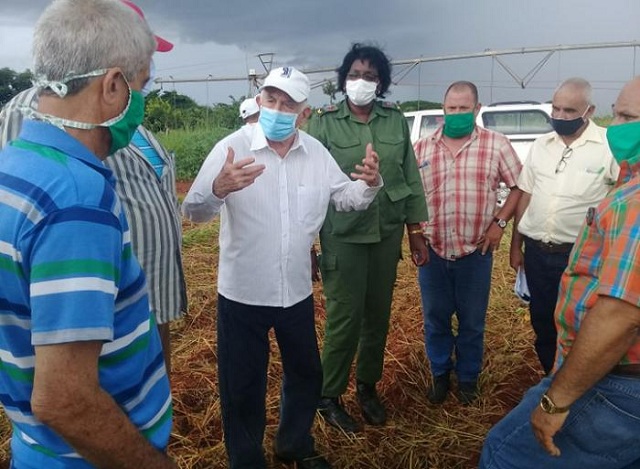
[{"x1": 2, "y1": 0, "x2": 640, "y2": 108}]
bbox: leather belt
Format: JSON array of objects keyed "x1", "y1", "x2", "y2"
[
  {"x1": 525, "y1": 237, "x2": 574, "y2": 254},
  {"x1": 611, "y1": 364, "x2": 640, "y2": 378}
]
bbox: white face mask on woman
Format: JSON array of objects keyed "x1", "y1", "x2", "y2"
[{"x1": 345, "y1": 79, "x2": 377, "y2": 106}]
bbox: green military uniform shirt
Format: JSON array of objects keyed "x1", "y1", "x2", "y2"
[{"x1": 307, "y1": 99, "x2": 428, "y2": 243}]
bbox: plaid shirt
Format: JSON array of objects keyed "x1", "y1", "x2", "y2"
[
  {"x1": 555, "y1": 167, "x2": 640, "y2": 369},
  {"x1": 414, "y1": 126, "x2": 521, "y2": 259}
]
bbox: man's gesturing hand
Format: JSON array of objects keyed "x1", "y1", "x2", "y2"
[
  {"x1": 351, "y1": 143, "x2": 380, "y2": 187},
  {"x1": 212, "y1": 148, "x2": 266, "y2": 199}
]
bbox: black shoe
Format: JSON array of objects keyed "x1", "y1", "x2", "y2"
[
  {"x1": 275, "y1": 451, "x2": 332, "y2": 469},
  {"x1": 427, "y1": 372, "x2": 450, "y2": 404},
  {"x1": 356, "y1": 381, "x2": 387, "y2": 425},
  {"x1": 318, "y1": 397, "x2": 361, "y2": 432},
  {"x1": 457, "y1": 381, "x2": 479, "y2": 405}
]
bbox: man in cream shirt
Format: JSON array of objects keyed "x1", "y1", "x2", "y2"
[{"x1": 510, "y1": 77, "x2": 618, "y2": 375}]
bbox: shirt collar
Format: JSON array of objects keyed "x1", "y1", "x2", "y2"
[
  {"x1": 19, "y1": 120, "x2": 113, "y2": 178},
  {"x1": 336, "y1": 99, "x2": 388, "y2": 121}
]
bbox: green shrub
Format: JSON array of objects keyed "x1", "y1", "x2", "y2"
[{"x1": 156, "y1": 127, "x2": 233, "y2": 180}]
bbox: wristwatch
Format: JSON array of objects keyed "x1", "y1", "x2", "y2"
[
  {"x1": 539, "y1": 392, "x2": 570, "y2": 414},
  {"x1": 493, "y1": 217, "x2": 507, "y2": 229}
]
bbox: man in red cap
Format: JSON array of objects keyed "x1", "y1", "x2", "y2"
[
  {"x1": 0, "y1": 0, "x2": 187, "y2": 377},
  {"x1": 0, "y1": 0, "x2": 177, "y2": 467}
]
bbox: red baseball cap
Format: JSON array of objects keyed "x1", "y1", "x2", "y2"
[{"x1": 121, "y1": 0, "x2": 173, "y2": 52}]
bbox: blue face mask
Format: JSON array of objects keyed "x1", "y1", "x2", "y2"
[{"x1": 259, "y1": 107, "x2": 298, "y2": 141}]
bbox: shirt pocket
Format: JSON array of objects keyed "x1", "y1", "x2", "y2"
[
  {"x1": 330, "y1": 136, "x2": 362, "y2": 174},
  {"x1": 566, "y1": 168, "x2": 606, "y2": 199},
  {"x1": 377, "y1": 134, "x2": 406, "y2": 166},
  {"x1": 297, "y1": 185, "x2": 327, "y2": 229}
]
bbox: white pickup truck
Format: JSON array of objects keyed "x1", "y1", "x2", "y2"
[{"x1": 404, "y1": 101, "x2": 553, "y2": 163}]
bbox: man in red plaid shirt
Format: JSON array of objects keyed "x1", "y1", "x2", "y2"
[{"x1": 414, "y1": 81, "x2": 522, "y2": 405}]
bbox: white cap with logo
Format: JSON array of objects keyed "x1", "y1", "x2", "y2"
[
  {"x1": 239, "y1": 97, "x2": 260, "y2": 119},
  {"x1": 259, "y1": 66, "x2": 310, "y2": 103}
]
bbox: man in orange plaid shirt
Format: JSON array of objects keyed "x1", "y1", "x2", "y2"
[{"x1": 480, "y1": 77, "x2": 640, "y2": 469}]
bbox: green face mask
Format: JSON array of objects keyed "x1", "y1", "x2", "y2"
[
  {"x1": 107, "y1": 88, "x2": 145, "y2": 154},
  {"x1": 443, "y1": 112, "x2": 476, "y2": 138},
  {"x1": 606, "y1": 120, "x2": 640, "y2": 167}
]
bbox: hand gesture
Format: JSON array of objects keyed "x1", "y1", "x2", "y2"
[
  {"x1": 351, "y1": 143, "x2": 380, "y2": 187},
  {"x1": 212, "y1": 148, "x2": 266, "y2": 198}
]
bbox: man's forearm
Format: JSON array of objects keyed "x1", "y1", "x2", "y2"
[
  {"x1": 546, "y1": 296, "x2": 640, "y2": 408},
  {"x1": 496, "y1": 187, "x2": 522, "y2": 221},
  {"x1": 32, "y1": 342, "x2": 175, "y2": 469},
  {"x1": 36, "y1": 386, "x2": 175, "y2": 469}
]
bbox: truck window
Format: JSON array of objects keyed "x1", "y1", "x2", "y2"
[
  {"x1": 405, "y1": 115, "x2": 415, "y2": 133},
  {"x1": 481, "y1": 110, "x2": 552, "y2": 135},
  {"x1": 420, "y1": 115, "x2": 443, "y2": 139}
]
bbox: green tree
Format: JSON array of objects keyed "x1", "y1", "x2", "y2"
[
  {"x1": 0, "y1": 68, "x2": 33, "y2": 107},
  {"x1": 399, "y1": 99, "x2": 442, "y2": 112},
  {"x1": 322, "y1": 80, "x2": 338, "y2": 104},
  {"x1": 144, "y1": 97, "x2": 174, "y2": 133}
]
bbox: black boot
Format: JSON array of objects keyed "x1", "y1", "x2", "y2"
[
  {"x1": 356, "y1": 381, "x2": 387, "y2": 425},
  {"x1": 318, "y1": 397, "x2": 361, "y2": 432},
  {"x1": 456, "y1": 380, "x2": 479, "y2": 405},
  {"x1": 427, "y1": 371, "x2": 450, "y2": 404}
]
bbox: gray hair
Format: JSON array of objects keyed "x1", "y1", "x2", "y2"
[
  {"x1": 555, "y1": 77, "x2": 593, "y2": 106},
  {"x1": 33, "y1": 0, "x2": 156, "y2": 96}
]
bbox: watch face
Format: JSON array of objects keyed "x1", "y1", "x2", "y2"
[
  {"x1": 540, "y1": 395, "x2": 553, "y2": 413},
  {"x1": 496, "y1": 218, "x2": 507, "y2": 228}
]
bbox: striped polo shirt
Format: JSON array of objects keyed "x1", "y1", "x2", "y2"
[{"x1": 0, "y1": 120, "x2": 172, "y2": 468}]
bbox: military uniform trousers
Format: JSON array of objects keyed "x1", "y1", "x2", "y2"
[{"x1": 319, "y1": 225, "x2": 404, "y2": 397}]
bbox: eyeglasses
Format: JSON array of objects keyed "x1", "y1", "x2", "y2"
[
  {"x1": 555, "y1": 147, "x2": 573, "y2": 174},
  {"x1": 347, "y1": 72, "x2": 379, "y2": 82}
]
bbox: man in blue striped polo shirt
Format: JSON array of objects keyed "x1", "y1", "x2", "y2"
[{"x1": 0, "y1": 0, "x2": 175, "y2": 467}]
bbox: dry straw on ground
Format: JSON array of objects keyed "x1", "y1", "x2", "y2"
[{"x1": 0, "y1": 218, "x2": 542, "y2": 469}]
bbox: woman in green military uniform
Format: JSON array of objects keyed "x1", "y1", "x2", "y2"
[{"x1": 307, "y1": 43, "x2": 429, "y2": 432}]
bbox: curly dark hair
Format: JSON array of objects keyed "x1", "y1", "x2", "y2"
[{"x1": 336, "y1": 43, "x2": 392, "y2": 98}]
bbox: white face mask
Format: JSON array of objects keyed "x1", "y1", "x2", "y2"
[{"x1": 345, "y1": 79, "x2": 377, "y2": 106}]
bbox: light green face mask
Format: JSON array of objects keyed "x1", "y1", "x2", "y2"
[
  {"x1": 27, "y1": 69, "x2": 145, "y2": 155},
  {"x1": 443, "y1": 112, "x2": 475, "y2": 138},
  {"x1": 606, "y1": 120, "x2": 640, "y2": 167}
]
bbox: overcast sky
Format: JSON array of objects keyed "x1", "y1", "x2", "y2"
[{"x1": 2, "y1": 0, "x2": 640, "y2": 114}]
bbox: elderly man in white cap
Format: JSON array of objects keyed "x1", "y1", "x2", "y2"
[
  {"x1": 239, "y1": 96, "x2": 260, "y2": 124},
  {"x1": 183, "y1": 66, "x2": 383, "y2": 469}
]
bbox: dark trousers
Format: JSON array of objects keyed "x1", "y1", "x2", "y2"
[
  {"x1": 523, "y1": 238, "x2": 572, "y2": 374},
  {"x1": 418, "y1": 247, "x2": 493, "y2": 382},
  {"x1": 217, "y1": 294, "x2": 322, "y2": 469}
]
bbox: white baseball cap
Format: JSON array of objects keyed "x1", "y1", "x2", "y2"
[
  {"x1": 239, "y1": 97, "x2": 260, "y2": 119},
  {"x1": 259, "y1": 66, "x2": 310, "y2": 103}
]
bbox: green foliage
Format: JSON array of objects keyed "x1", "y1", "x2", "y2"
[
  {"x1": 594, "y1": 115, "x2": 613, "y2": 127},
  {"x1": 322, "y1": 80, "x2": 338, "y2": 104},
  {"x1": 399, "y1": 99, "x2": 442, "y2": 112},
  {"x1": 143, "y1": 90, "x2": 246, "y2": 133},
  {"x1": 182, "y1": 221, "x2": 219, "y2": 249},
  {"x1": 155, "y1": 127, "x2": 232, "y2": 180},
  {"x1": 0, "y1": 68, "x2": 33, "y2": 107}
]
